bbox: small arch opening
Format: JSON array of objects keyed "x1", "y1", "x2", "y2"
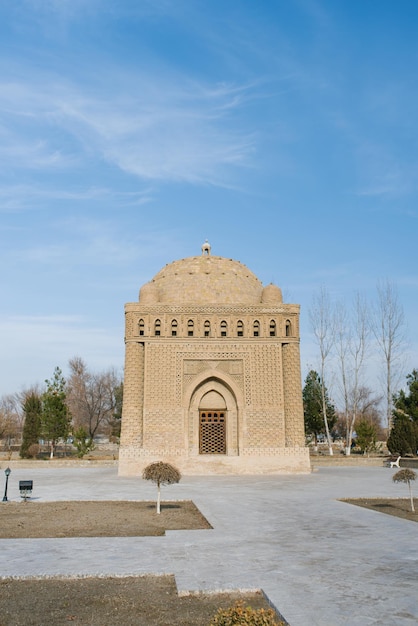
[{"x1": 154, "y1": 319, "x2": 161, "y2": 336}]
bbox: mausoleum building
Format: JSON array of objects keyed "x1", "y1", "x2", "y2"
[{"x1": 119, "y1": 242, "x2": 310, "y2": 475}]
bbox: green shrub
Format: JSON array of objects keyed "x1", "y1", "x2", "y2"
[
  {"x1": 209, "y1": 601, "x2": 285, "y2": 626},
  {"x1": 73, "y1": 427, "x2": 94, "y2": 458}
]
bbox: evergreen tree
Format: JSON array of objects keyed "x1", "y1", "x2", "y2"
[
  {"x1": 387, "y1": 415, "x2": 418, "y2": 456},
  {"x1": 303, "y1": 370, "x2": 336, "y2": 446},
  {"x1": 356, "y1": 419, "x2": 378, "y2": 455},
  {"x1": 392, "y1": 370, "x2": 418, "y2": 421},
  {"x1": 42, "y1": 367, "x2": 71, "y2": 458},
  {"x1": 387, "y1": 370, "x2": 418, "y2": 456},
  {"x1": 20, "y1": 392, "x2": 42, "y2": 458}
]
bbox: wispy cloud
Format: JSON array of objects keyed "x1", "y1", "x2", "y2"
[
  {"x1": 59, "y1": 77, "x2": 257, "y2": 185},
  {"x1": 0, "y1": 69, "x2": 257, "y2": 188},
  {"x1": 0, "y1": 184, "x2": 152, "y2": 213},
  {"x1": 0, "y1": 125, "x2": 73, "y2": 171},
  {"x1": 0, "y1": 211, "x2": 180, "y2": 273}
]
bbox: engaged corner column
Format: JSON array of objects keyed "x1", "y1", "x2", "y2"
[{"x1": 120, "y1": 341, "x2": 144, "y2": 450}]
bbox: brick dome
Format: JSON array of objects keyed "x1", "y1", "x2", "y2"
[
  {"x1": 261, "y1": 283, "x2": 283, "y2": 304},
  {"x1": 140, "y1": 253, "x2": 265, "y2": 305}
]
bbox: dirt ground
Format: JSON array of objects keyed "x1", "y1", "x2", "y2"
[
  {"x1": 0, "y1": 500, "x2": 286, "y2": 625},
  {"x1": 0, "y1": 576, "x2": 283, "y2": 626},
  {"x1": 342, "y1": 497, "x2": 418, "y2": 522},
  {"x1": 0, "y1": 500, "x2": 211, "y2": 538},
  {"x1": 1, "y1": 497, "x2": 413, "y2": 624}
]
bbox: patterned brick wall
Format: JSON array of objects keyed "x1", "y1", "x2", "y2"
[
  {"x1": 243, "y1": 409, "x2": 285, "y2": 448},
  {"x1": 119, "y1": 254, "x2": 309, "y2": 474},
  {"x1": 248, "y1": 344, "x2": 282, "y2": 407},
  {"x1": 282, "y1": 342, "x2": 305, "y2": 446},
  {"x1": 119, "y1": 341, "x2": 144, "y2": 449}
]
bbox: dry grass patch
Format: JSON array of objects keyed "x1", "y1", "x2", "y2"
[
  {"x1": 0, "y1": 500, "x2": 288, "y2": 625},
  {"x1": 0, "y1": 575, "x2": 281, "y2": 626},
  {"x1": 0, "y1": 500, "x2": 211, "y2": 538},
  {"x1": 342, "y1": 498, "x2": 418, "y2": 522}
]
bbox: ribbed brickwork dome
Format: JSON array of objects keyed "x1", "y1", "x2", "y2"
[{"x1": 139, "y1": 251, "x2": 267, "y2": 305}]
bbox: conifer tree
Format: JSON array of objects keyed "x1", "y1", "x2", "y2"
[
  {"x1": 388, "y1": 370, "x2": 418, "y2": 456},
  {"x1": 303, "y1": 370, "x2": 336, "y2": 447},
  {"x1": 20, "y1": 392, "x2": 42, "y2": 458},
  {"x1": 356, "y1": 419, "x2": 378, "y2": 455},
  {"x1": 42, "y1": 367, "x2": 71, "y2": 458}
]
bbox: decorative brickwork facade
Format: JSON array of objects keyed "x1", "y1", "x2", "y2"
[{"x1": 119, "y1": 243, "x2": 310, "y2": 475}]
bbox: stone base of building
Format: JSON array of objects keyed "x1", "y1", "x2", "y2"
[{"x1": 118, "y1": 447, "x2": 311, "y2": 476}]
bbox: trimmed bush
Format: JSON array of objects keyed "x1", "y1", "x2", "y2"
[
  {"x1": 209, "y1": 601, "x2": 285, "y2": 626},
  {"x1": 142, "y1": 461, "x2": 181, "y2": 514},
  {"x1": 393, "y1": 468, "x2": 417, "y2": 512}
]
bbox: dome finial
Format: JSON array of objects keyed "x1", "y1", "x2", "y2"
[{"x1": 201, "y1": 239, "x2": 211, "y2": 255}]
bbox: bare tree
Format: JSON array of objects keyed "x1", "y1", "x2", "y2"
[
  {"x1": 334, "y1": 301, "x2": 350, "y2": 449},
  {"x1": 309, "y1": 287, "x2": 336, "y2": 455},
  {"x1": 335, "y1": 294, "x2": 370, "y2": 455},
  {"x1": 333, "y1": 388, "x2": 383, "y2": 442},
  {"x1": 355, "y1": 386, "x2": 384, "y2": 437},
  {"x1": 373, "y1": 280, "x2": 406, "y2": 432},
  {"x1": 66, "y1": 357, "x2": 122, "y2": 444},
  {"x1": 142, "y1": 462, "x2": 181, "y2": 514},
  {"x1": 0, "y1": 394, "x2": 22, "y2": 449}
]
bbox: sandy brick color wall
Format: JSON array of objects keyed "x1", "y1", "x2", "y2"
[
  {"x1": 119, "y1": 341, "x2": 144, "y2": 451},
  {"x1": 119, "y1": 247, "x2": 310, "y2": 475},
  {"x1": 282, "y1": 342, "x2": 306, "y2": 447}
]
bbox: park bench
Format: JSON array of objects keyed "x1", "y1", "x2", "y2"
[{"x1": 385, "y1": 455, "x2": 401, "y2": 469}]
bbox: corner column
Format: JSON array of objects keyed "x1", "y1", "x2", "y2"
[
  {"x1": 282, "y1": 342, "x2": 305, "y2": 447},
  {"x1": 120, "y1": 341, "x2": 145, "y2": 450}
]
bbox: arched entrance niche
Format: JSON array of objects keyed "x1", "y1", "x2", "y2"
[
  {"x1": 199, "y1": 390, "x2": 226, "y2": 454},
  {"x1": 187, "y1": 377, "x2": 239, "y2": 456}
]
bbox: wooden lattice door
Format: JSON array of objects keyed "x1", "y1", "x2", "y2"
[{"x1": 199, "y1": 410, "x2": 226, "y2": 454}]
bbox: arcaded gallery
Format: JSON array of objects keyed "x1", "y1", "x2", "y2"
[{"x1": 119, "y1": 242, "x2": 310, "y2": 475}]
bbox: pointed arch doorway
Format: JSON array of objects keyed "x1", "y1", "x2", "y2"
[
  {"x1": 199, "y1": 390, "x2": 226, "y2": 454},
  {"x1": 187, "y1": 377, "x2": 240, "y2": 457}
]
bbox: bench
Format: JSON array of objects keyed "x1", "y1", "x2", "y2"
[{"x1": 386, "y1": 456, "x2": 401, "y2": 469}]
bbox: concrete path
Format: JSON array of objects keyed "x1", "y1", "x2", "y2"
[{"x1": 0, "y1": 465, "x2": 417, "y2": 626}]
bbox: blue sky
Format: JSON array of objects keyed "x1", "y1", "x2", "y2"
[{"x1": 0, "y1": 0, "x2": 417, "y2": 398}]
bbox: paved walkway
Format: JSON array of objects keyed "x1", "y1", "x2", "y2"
[{"x1": 0, "y1": 465, "x2": 417, "y2": 626}]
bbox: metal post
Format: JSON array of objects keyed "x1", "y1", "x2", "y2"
[{"x1": 2, "y1": 467, "x2": 11, "y2": 502}]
